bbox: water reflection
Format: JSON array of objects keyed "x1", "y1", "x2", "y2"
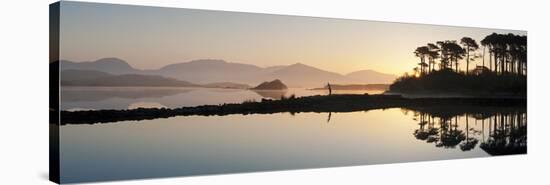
[
  {"x1": 61, "y1": 86, "x2": 192, "y2": 101},
  {"x1": 59, "y1": 107, "x2": 525, "y2": 183},
  {"x1": 409, "y1": 110, "x2": 526, "y2": 155},
  {"x1": 251, "y1": 90, "x2": 288, "y2": 99}
]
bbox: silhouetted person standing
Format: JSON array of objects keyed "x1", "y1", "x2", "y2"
[{"x1": 327, "y1": 82, "x2": 332, "y2": 96}]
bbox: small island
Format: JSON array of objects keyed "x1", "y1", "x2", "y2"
[{"x1": 250, "y1": 79, "x2": 288, "y2": 90}]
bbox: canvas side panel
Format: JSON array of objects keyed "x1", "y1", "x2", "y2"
[{"x1": 49, "y1": 2, "x2": 60, "y2": 184}]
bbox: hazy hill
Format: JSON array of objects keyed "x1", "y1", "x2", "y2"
[
  {"x1": 61, "y1": 69, "x2": 112, "y2": 82},
  {"x1": 267, "y1": 63, "x2": 350, "y2": 87},
  {"x1": 61, "y1": 58, "x2": 397, "y2": 88},
  {"x1": 61, "y1": 69, "x2": 197, "y2": 87},
  {"x1": 149, "y1": 59, "x2": 264, "y2": 84},
  {"x1": 60, "y1": 58, "x2": 139, "y2": 74},
  {"x1": 86, "y1": 74, "x2": 198, "y2": 87},
  {"x1": 263, "y1": 65, "x2": 287, "y2": 73},
  {"x1": 345, "y1": 70, "x2": 397, "y2": 84}
]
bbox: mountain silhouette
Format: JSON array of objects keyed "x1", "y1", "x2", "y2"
[
  {"x1": 60, "y1": 58, "x2": 138, "y2": 74},
  {"x1": 61, "y1": 58, "x2": 397, "y2": 87},
  {"x1": 60, "y1": 69, "x2": 112, "y2": 82},
  {"x1": 267, "y1": 63, "x2": 349, "y2": 87},
  {"x1": 149, "y1": 59, "x2": 264, "y2": 84},
  {"x1": 61, "y1": 69, "x2": 197, "y2": 87}
]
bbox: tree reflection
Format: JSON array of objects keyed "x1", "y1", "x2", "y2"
[
  {"x1": 413, "y1": 113, "x2": 438, "y2": 143},
  {"x1": 459, "y1": 113, "x2": 478, "y2": 151},
  {"x1": 481, "y1": 112, "x2": 527, "y2": 155},
  {"x1": 435, "y1": 117, "x2": 466, "y2": 148},
  {"x1": 410, "y1": 109, "x2": 526, "y2": 156}
]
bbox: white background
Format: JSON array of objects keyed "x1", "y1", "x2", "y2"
[{"x1": 0, "y1": 0, "x2": 548, "y2": 184}]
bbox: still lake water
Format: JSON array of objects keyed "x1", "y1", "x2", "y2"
[
  {"x1": 61, "y1": 86, "x2": 383, "y2": 111},
  {"x1": 59, "y1": 107, "x2": 526, "y2": 183}
]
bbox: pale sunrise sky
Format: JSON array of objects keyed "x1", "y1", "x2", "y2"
[{"x1": 59, "y1": 1, "x2": 526, "y2": 76}]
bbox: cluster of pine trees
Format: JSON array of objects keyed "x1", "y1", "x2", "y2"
[
  {"x1": 390, "y1": 32, "x2": 526, "y2": 95},
  {"x1": 411, "y1": 33, "x2": 526, "y2": 76}
]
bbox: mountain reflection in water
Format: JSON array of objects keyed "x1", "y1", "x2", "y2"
[{"x1": 61, "y1": 86, "x2": 383, "y2": 110}]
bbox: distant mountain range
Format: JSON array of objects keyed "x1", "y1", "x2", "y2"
[
  {"x1": 61, "y1": 69, "x2": 198, "y2": 87},
  {"x1": 60, "y1": 58, "x2": 138, "y2": 74},
  {"x1": 59, "y1": 58, "x2": 397, "y2": 87}
]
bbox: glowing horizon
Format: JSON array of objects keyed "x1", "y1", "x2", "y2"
[{"x1": 59, "y1": 1, "x2": 526, "y2": 76}]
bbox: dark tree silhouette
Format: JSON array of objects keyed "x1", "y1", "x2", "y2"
[
  {"x1": 481, "y1": 33, "x2": 497, "y2": 72},
  {"x1": 390, "y1": 33, "x2": 526, "y2": 95},
  {"x1": 427, "y1": 43, "x2": 440, "y2": 72},
  {"x1": 448, "y1": 42, "x2": 465, "y2": 73},
  {"x1": 414, "y1": 46, "x2": 430, "y2": 75},
  {"x1": 481, "y1": 33, "x2": 526, "y2": 75},
  {"x1": 436, "y1": 41, "x2": 451, "y2": 70},
  {"x1": 460, "y1": 37, "x2": 479, "y2": 75},
  {"x1": 436, "y1": 40, "x2": 465, "y2": 72}
]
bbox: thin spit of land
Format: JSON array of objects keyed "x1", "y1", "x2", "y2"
[{"x1": 58, "y1": 94, "x2": 526, "y2": 125}]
